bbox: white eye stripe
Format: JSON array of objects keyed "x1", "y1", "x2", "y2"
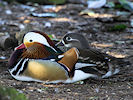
[
  {"x1": 66, "y1": 37, "x2": 72, "y2": 41},
  {"x1": 24, "y1": 32, "x2": 50, "y2": 47},
  {"x1": 65, "y1": 37, "x2": 79, "y2": 42},
  {"x1": 24, "y1": 32, "x2": 57, "y2": 52}
]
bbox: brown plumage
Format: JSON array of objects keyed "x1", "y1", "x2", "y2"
[{"x1": 21, "y1": 43, "x2": 51, "y2": 59}]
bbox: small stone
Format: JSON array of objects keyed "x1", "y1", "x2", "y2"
[
  {"x1": 45, "y1": 22, "x2": 52, "y2": 28},
  {"x1": 5, "y1": 10, "x2": 12, "y2": 15},
  {"x1": 54, "y1": 88, "x2": 59, "y2": 93},
  {"x1": 95, "y1": 88, "x2": 99, "y2": 93}
]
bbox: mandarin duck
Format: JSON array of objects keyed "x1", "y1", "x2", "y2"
[
  {"x1": 56, "y1": 33, "x2": 130, "y2": 78},
  {"x1": 8, "y1": 31, "x2": 99, "y2": 83}
]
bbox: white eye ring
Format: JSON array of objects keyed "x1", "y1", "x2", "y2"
[
  {"x1": 65, "y1": 36, "x2": 79, "y2": 42},
  {"x1": 66, "y1": 37, "x2": 73, "y2": 41}
]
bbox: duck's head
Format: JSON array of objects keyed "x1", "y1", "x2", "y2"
[
  {"x1": 57, "y1": 33, "x2": 89, "y2": 49},
  {"x1": 15, "y1": 31, "x2": 57, "y2": 59}
]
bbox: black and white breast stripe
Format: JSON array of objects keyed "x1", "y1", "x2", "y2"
[{"x1": 9, "y1": 58, "x2": 29, "y2": 76}]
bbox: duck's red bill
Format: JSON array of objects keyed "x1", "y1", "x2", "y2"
[{"x1": 15, "y1": 43, "x2": 26, "y2": 50}]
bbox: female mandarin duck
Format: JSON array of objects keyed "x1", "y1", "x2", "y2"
[
  {"x1": 56, "y1": 33, "x2": 130, "y2": 78},
  {"x1": 8, "y1": 31, "x2": 98, "y2": 83}
]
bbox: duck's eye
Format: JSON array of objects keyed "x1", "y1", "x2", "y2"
[
  {"x1": 66, "y1": 37, "x2": 72, "y2": 41},
  {"x1": 29, "y1": 39, "x2": 33, "y2": 42}
]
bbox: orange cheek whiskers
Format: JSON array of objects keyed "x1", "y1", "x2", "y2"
[
  {"x1": 24, "y1": 42, "x2": 34, "y2": 48},
  {"x1": 21, "y1": 44, "x2": 51, "y2": 59}
]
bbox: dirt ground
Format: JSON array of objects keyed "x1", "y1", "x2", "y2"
[{"x1": 0, "y1": 1, "x2": 133, "y2": 100}]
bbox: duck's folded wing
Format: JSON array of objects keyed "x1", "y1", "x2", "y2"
[{"x1": 79, "y1": 48, "x2": 115, "y2": 63}]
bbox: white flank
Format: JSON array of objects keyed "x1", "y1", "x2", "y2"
[
  {"x1": 9, "y1": 69, "x2": 97, "y2": 84},
  {"x1": 11, "y1": 74, "x2": 73, "y2": 84},
  {"x1": 10, "y1": 73, "x2": 44, "y2": 82},
  {"x1": 65, "y1": 70, "x2": 97, "y2": 83},
  {"x1": 75, "y1": 62, "x2": 96, "y2": 69},
  {"x1": 9, "y1": 71, "x2": 68, "y2": 84}
]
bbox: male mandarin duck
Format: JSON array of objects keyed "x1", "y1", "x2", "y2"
[
  {"x1": 8, "y1": 31, "x2": 98, "y2": 83},
  {"x1": 56, "y1": 33, "x2": 130, "y2": 78}
]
